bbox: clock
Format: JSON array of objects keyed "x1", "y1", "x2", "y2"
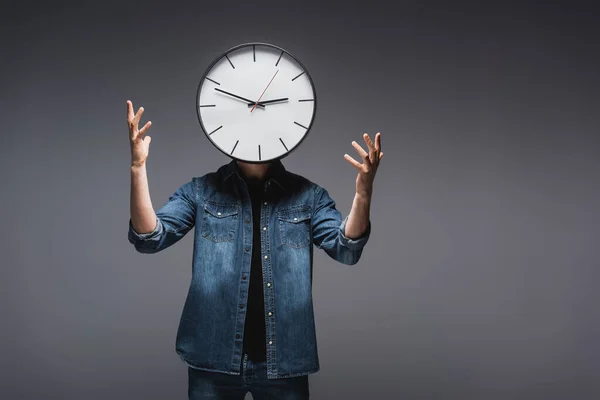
[{"x1": 196, "y1": 42, "x2": 317, "y2": 163}]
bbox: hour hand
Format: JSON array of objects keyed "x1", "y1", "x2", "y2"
[
  {"x1": 214, "y1": 88, "x2": 265, "y2": 109},
  {"x1": 247, "y1": 97, "x2": 289, "y2": 107}
]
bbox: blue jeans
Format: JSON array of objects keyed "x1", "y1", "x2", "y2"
[{"x1": 188, "y1": 353, "x2": 310, "y2": 399}]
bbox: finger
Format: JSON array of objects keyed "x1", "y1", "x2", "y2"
[
  {"x1": 138, "y1": 121, "x2": 152, "y2": 137},
  {"x1": 127, "y1": 100, "x2": 134, "y2": 121},
  {"x1": 133, "y1": 106, "x2": 145, "y2": 125},
  {"x1": 380, "y1": 151, "x2": 384, "y2": 160},
  {"x1": 352, "y1": 141, "x2": 369, "y2": 161},
  {"x1": 363, "y1": 133, "x2": 378, "y2": 163},
  {"x1": 363, "y1": 133, "x2": 375, "y2": 153},
  {"x1": 344, "y1": 154, "x2": 362, "y2": 170},
  {"x1": 375, "y1": 132, "x2": 381, "y2": 152}
]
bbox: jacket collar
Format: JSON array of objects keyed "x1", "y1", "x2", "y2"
[{"x1": 223, "y1": 158, "x2": 287, "y2": 190}]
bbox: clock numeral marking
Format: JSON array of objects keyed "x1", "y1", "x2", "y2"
[
  {"x1": 231, "y1": 140, "x2": 239, "y2": 155},
  {"x1": 208, "y1": 126, "x2": 223, "y2": 136},
  {"x1": 206, "y1": 77, "x2": 221, "y2": 86},
  {"x1": 225, "y1": 54, "x2": 235, "y2": 69},
  {"x1": 199, "y1": 104, "x2": 216, "y2": 107},
  {"x1": 275, "y1": 51, "x2": 284, "y2": 66},
  {"x1": 291, "y1": 71, "x2": 305, "y2": 81},
  {"x1": 298, "y1": 99, "x2": 314, "y2": 102},
  {"x1": 253, "y1": 45, "x2": 256, "y2": 62},
  {"x1": 258, "y1": 144, "x2": 261, "y2": 161},
  {"x1": 294, "y1": 121, "x2": 308, "y2": 130},
  {"x1": 279, "y1": 138, "x2": 289, "y2": 152}
]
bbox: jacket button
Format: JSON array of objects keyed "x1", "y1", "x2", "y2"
[
  {"x1": 242, "y1": 276, "x2": 247, "y2": 280},
  {"x1": 239, "y1": 304, "x2": 244, "y2": 309},
  {"x1": 245, "y1": 247, "x2": 249, "y2": 252},
  {"x1": 236, "y1": 334, "x2": 241, "y2": 339},
  {"x1": 246, "y1": 218, "x2": 250, "y2": 224}
]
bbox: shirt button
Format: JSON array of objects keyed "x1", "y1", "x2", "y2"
[
  {"x1": 268, "y1": 312, "x2": 272, "y2": 316},
  {"x1": 269, "y1": 341, "x2": 273, "y2": 345},
  {"x1": 263, "y1": 226, "x2": 267, "y2": 231},
  {"x1": 246, "y1": 218, "x2": 250, "y2": 224},
  {"x1": 264, "y1": 202, "x2": 267, "y2": 205},
  {"x1": 293, "y1": 217, "x2": 298, "y2": 221},
  {"x1": 267, "y1": 282, "x2": 271, "y2": 287},
  {"x1": 264, "y1": 255, "x2": 268, "y2": 259},
  {"x1": 217, "y1": 212, "x2": 222, "y2": 216}
]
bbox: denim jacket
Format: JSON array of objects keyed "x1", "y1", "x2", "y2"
[{"x1": 127, "y1": 159, "x2": 371, "y2": 379}]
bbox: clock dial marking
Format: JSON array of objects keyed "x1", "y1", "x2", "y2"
[
  {"x1": 279, "y1": 138, "x2": 289, "y2": 152},
  {"x1": 298, "y1": 99, "x2": 314, "y2": 102},
  {"x1": 258, "y1": 144, "x2": 261, "y2": 161},
  {"x1": 225, "y1": 54, "x2": 235, "y2": 69},
  {"x1": 275, "y1": 50, "x2": 284, "y2": 66},
  {"x1": 206, "y1": 77, "x2": 220, "y2": 85},
  {"x1": 294, "y1": 121, "x2": 308, "y2": 130},
  {"x1": 208, "y1": 126, "x2": 223, "y2": 136},
  {"x1": 291, "y1": 71, "x2": 305, "y2": 81},
  {"x1": 253, "y1": 45, "x2": 256, "y2": 62},
  {"x1": 199, "y1": 104, "x2": 216, "y2": 107},
  {"x1": 231, "y1": 140, "x2": 239, "y2": 155}
]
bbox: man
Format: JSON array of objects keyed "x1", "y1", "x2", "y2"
[{"x1": 126, "y1": 100, "x2": 383, "y2": 399}]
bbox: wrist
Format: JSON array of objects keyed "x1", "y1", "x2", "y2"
[{"x1": 131, "y1": 163, "x2": 146, "y2": 170}]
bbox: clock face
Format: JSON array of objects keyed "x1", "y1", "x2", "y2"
[{"x1": 196, "y1": 43, "x2": 317, "y2": 163}]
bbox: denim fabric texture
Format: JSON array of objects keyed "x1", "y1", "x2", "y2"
[
  {"x1": 128, "y1": 159, "x2": 371, "y2": 379},
  {"x1": 188, "y1": 353, "x2": 309, "y2": 399}
]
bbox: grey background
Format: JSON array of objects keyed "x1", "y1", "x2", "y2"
[{"x1": 2, "y1": 1, "x2": 599, "y2": 399}]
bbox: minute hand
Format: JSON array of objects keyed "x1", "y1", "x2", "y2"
[{"x1": 214, "y1": 88, "x2": 265, "y2": 109}]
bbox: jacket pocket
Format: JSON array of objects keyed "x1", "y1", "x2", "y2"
[
  {"x1": 201, "y1": 201, "x2": 239, "y2": 242},
  {"x1": 277, "y1": 204, "x2": 312, "y2": 248}
]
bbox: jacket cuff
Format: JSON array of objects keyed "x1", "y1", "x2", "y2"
[
  {"x1": 339, "y1": 215, "x2": 371, "y2": 250},
  {"x1": 128, "y1": 216, "x2": 163, "y2": 243}
]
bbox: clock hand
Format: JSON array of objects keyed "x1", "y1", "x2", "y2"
[
  {"x1": 214, "y1": 88, "x2": 265, "y2": 109},
  {"x1": 250, "y1": 70, "x2": 279, "y2": 113},
  {"x1": 258, "y1": 97, "x2": 289, "y2": 104},
  {"x1": 246, "y1": 97, "x2": 289, "y2": 107}
]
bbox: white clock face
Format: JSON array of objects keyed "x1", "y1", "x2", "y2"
[{"x1": 196, "y1": 43, "x2": 316, "y2": 163}]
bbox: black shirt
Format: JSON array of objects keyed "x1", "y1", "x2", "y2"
[{"x1": 242, "y1": 177, "x2": 267, "y2": 361}]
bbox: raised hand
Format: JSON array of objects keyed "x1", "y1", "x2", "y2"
[
  {"x1": 344, "y1": 132, "x2": 384, "y2": 197},
  {"x1": 127, "y1": 100, "x2": 152, "y2": 167}
]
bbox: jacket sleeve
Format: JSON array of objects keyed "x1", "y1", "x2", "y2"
[
  {"x1": 311, "y1": 184, "x2": 371, "y2": 265},
  {"x1": 128, "y1": 178, "x2": 198, "y2": 254}
]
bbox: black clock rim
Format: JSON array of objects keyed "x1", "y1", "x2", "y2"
[{"x1": 195, "y1": 42, "x2": 317, "y2": 165}]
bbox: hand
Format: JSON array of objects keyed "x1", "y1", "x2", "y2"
[
  {"x1": 215, "y1": 88, "x2": 265, "y2": 109},
  {"x1": 344, "y1": 132, "x2": 384, "y2": 198},
  {"x1": 127, "y1": 100, "x2": 152, "y2": 167},
  {"x1": 246, "y1": 97, "x2": 289, "y2": 107},
  {"x1": 250, "y1": 69, "x2": 279, "y2": 113}
]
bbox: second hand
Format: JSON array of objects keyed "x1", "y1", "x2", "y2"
[{"x1": 251, "y1": 69, "x2": 279, "y2": 113}]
